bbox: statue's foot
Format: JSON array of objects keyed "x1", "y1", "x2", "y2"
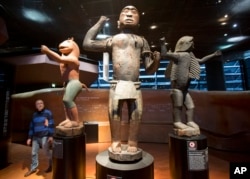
[
  {"x1": 187, "y1": 121, "x2": 200, "y2": 129},
  {"x1": 127, "y1": 145, "x2": 138, "y2": 153},
  {"x1": 111, "y1": 141, "x2": 121, "y2": 153},
  {"x1": 63, "y1": 121, "x2": 80, "y2": 128},
  {"x1": 174, "y1": 126, "x2": 200, "y2": 136},
  {"x1": 174, "y1": 122, "x2": 189, "y2": 129},
  {"x1": 127, "y1": 141, "x2": 138, "y2": 153},
  {"x1": 59, "y1": 119, "x2": 70, "y2": 126}
]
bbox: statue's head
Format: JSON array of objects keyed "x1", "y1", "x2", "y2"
[
  {"x1": 117, "y1": 5, "x2": 140, "y2": 30},
  {"x1": 175, "y1": 36, "x2": 194, "y2": 52},
  {"x1": 59, "y1": 37, "x2": 80, "y2": 56}
]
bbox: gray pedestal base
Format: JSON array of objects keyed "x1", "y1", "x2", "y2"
[
  {"x1": 96, "y1": 150, "x2": 154, "y2": 179},
  {"x1": 169, "y1": 133, "x2": 209, "y2": 179}
]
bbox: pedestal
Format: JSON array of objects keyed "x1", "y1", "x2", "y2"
[
  {"x1": 169, "y1": 133, "x2": 209, "y2": 179},
  {"x1": 0, "y1": 138, "x2": 9, "y2": 169},
  {"x1": 96, "y1": 150, "x2": 154, "y2": 179},
  {"x1": 52, "y1": 126, "x2": 86, "y2": 179}
]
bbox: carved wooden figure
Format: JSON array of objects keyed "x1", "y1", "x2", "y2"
[
  {"x1": 160, "y1": 36, "x2": 221, "y2": 137},
  {"x1": 41, "y1": 38, "x2": 88, "y2": 129},
  {"x1": 83, "y1": 5, "x2": 160, "y2": 156}
]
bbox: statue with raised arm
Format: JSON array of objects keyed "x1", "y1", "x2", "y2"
[
  {"x1": 160, "y1": 36, "x2": 221, "y2": 137},
  {"x1": 83, "y1": 5, "x2": 160, "y2": 157},
  {"x1": 41, "y1": 38, "x2": 88, "y2": 128}
]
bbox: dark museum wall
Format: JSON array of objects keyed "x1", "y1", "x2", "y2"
[
  {"x1": 0, "y1": 63, "x2": 13, "y2": 168},
  {"x1": 10, "y1": 88, "x2": 250, "y2": 152}
]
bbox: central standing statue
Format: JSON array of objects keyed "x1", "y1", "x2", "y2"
[{"x1": 83, "y1": 5, "x2": 160, "y2": 155}]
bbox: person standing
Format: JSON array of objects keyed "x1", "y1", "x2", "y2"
[{"x1": 24, "y1": 99, "x2": 55, "y2": 177}]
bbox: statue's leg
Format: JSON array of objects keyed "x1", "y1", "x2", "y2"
[
  {"x1": 127, "y1": 90, "x2": 142, "y2": 153},
  {"x1": 62, "y1": 80, "x2": 82, "y2": 128},
  {"x1": 63, "y1": 107, "x2": 80, "y2": 128},
  {"x1": 109, "y1": 88, "x2": 122, "y2": 153},
  {"x1": 171, "y1": 89, "x2": 189, "y2": 129},
  {"x1": 184, "y1": 93, "x2": 199, "y2": 130},
  {"x1": 58, "y1": 107, "x2": 71, "y2": 126}
]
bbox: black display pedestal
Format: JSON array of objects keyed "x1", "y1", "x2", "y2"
[
  {"x1": 169, "y1": 133, "x2": 209, "y2": 179},
  {"x1": 52, "y1": 132, "x2": 86, "y2": 179},
  {"x1": 96, "y1": 150, "x2": 154, "y2": 179},
  {"x1": 0, "y1": 138, "x2": 9, "y2": 169}
]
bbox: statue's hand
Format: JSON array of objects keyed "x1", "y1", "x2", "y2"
[
  {"x1": 153, "y1": 51, "x2": 161, "y2": 60},
  {"x1": 41, "y1": 45, "x2": 49, "y2": 54},
  {"x1": 99, "y1": 16, "x2": 109, "y2": 23},
  {"x1": 214, "y1": 50, "x2": 222, "y2": 56},
  {"x1": 159, "y1": 37, "x2": 166, "y2": 45}
]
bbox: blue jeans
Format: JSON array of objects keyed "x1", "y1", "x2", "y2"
[{"x1": 30, "y1": 136, "x2": 52, "y2": 170}]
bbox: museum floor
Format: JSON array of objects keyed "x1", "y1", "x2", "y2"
[{"x1": 1, "y1": 142, "x2": 249, "y2": 179}]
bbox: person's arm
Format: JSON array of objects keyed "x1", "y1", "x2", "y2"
[
  {"x1": 47, "y1": 110, "x2": 54, "y2": 143},
  {"x1": 197, "y1": 50, "x2": 222, "y2": 64},
  {"x1": 41, "y1": 45, "x2": 79, "y2": 65},
  {"x1": 26, "y1": 118, "x2": 34, "y2": 146},
  {"x1": 83, "y1": 16, "x2": 110, "y2": 52},
  {"x1": 46, "y1": 110, "x2": 55, "y2": 137}
]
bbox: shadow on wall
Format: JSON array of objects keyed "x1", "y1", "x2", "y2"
[{"x1": 10, "y1": 88, "x2": 250, "y2": 152}]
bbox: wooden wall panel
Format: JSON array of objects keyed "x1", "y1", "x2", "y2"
[{"x1": 10, "y1": 88, "x2": 250, "y2": 152}]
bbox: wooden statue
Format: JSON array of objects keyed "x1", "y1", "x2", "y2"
[
  {"x1": 160, "y1": 36, "x2": 221, "y2": 136},
  {"x1": 83, "y1": 5, "x2": 160, "y2": 156},
  {"x1": 41, "y1": 38, "x2": 88, "y2": 129}
]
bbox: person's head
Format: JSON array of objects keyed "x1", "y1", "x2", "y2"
[
  {"x1": 35, "y1": 99, "x2": 45, "y2": 112},
  {"x1": 117, "y1": 5, "x2": 140, "y2": 30}
]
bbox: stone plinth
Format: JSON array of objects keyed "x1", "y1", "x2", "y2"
[
  {"x1": 108, "y1": 145, "x2": 142, "y2": 162},
  {"x1": 55, "y1": 125, "x2": 84, "y2": 137},
  {"x1": 174, "y1": 127, "x2": 200, "y2": 137}
]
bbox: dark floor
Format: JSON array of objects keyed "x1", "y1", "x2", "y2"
[{"x1": 0, "y1": 142, "x2": 249, "y2": 179}]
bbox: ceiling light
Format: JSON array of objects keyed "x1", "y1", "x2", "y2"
[
  {"x1": 232, "y1": 23, "x2": 238, "y2": 28},
  {"x1": 51, "y1": 83, "x2": 56, "y2": 88},
  {"x1": 221, "y1": 22, "x2": 227, "y2": 25},
  {"x1": 105, "y1": 23, "x2": 109, "y2": 27},
  {"x1": 227, "y1": 36, "x2": 249, "y2": 42},
  {"x1": 150, "y1": 24, "x2": 157, "y2": 30},
  {"x1": 219, "y1": 44, "x2": 234, "y2": 50},
  {"x1": 96, "y1": 34, "x2": 111, "y2": 40},
  {"x1": 224, "y1": 33, "x2": 228, "y2": 36},
  {"x1": 22, "y1": 8, "x2": 52, "y2": 23}
]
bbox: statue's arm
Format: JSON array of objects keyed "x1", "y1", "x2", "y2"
[
  {"x1": 143, "y1": 51, "x2": 161, "y2": 74},
  {"x1": 160, "y1": 37, "x2": 179, "y2": 61},
  {"x1": 82, "y1": 16, "x2": 110, "y2": 52},
  {"x1": 41, "y1": 45, "x2": 61, "y2": 63},
  {"x1": 142, "y1": 38, "x2": 161, "y2": 74},
  {"x1": 198, "y1": 50, "x2": 222, "y2": 64},
  {"x1": 41, "y1": 45, "x2": 79, "y2": 65}
]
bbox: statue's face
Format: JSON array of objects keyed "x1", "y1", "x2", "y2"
[
  {"x1": 175, "y1": 36, "x2": 194, "y2": 52},
  {"x1": 58, "y1": 38, "x2": 79, "y2": 56},
  {"x1": 59, "y1": 39, "x2": 74, "y2": 54},
  {"x1": 118, "y1": 5, "x2": 139, "y2": 30}
]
